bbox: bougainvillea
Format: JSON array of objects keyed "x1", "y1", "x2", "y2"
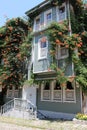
[{"x1": 0, "y1": 17, "x2": 32, "y2": 89}]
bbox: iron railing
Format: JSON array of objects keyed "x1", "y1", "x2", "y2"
[{"x1": 0, "y1": 98, "x2": 37, "y2": 119}]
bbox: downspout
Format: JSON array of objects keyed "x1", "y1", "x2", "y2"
[
  {"x1": 67, "y1": 0, "x2": 72, "y2": 36},
  {"x1": 28, "y1": 47, "x2": 33, "y2": 80}
]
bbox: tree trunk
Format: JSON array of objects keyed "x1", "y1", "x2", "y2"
[{"x1": 82, "y1": 93, "x2": 87, "y2": 114}]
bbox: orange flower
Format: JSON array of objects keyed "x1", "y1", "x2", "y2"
[
  {"x1": 79, "y1": 42, "x2": 83, "y2": 45},
  {"x1": 65, "y1": 45, "x2": 69, "y2": 48},
  {"x1": 76, "y1": 44, "x2": 81, "y2": 47},
  {"x1": 58, "y1": 32, "x2": 62, "y2": 35},
  {"x1": 8, "y1": 26, "x2": 13, "y2": 31},
  {"x1": 61, "y1": 83, "x2": 66, "y2": 87},
  {"x1": 80, "y1": 51, "x2": 84, "y2": 54},
  {"x1": 56, "y1": 39, "x2": 60, "y2": 44},
  {"x1": 48, "y1": 68, "x2": 51, "y2": 71},
  {"x1": 78, "y1": 52, "x2": 81, "y2": 55}
]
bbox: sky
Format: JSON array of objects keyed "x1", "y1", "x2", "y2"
[{"x1": 0, "y1": 0, "x2": 44, "y2": 27}]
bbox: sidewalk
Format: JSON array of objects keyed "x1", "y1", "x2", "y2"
[{"x1": 0, "y1": 122, "x2": 41, "y2": 130}]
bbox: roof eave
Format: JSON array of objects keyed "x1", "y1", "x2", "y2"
[{"x1": 25, "y1": 0, "x2": 51, "y2": 17}]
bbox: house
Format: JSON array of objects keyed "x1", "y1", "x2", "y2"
[{"x1": 22, "y1": 0, "x2": 86, "y2": 120}]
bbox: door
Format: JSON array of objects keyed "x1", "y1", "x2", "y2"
[{"x1": 22, "y1": 85, "x2": 36, "y2": 106}]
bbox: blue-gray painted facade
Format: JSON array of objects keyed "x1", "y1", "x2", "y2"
[
  {"x1": 26, "y1": 0, "x2": 82, "y2": 117},
  {"x1": 37, "y1": 86, "x2": 81, "y2": 114},
  {"x1": 33, "y1": 4, "x2": 72, "y2": 75}
]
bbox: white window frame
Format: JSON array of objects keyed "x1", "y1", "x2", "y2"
[
  {"x1": 38, "y1": 37, "x2": 48, "y2": 60},
  {"x1": 44, "y1": 9, "x2": 52, "y2": 26},
  {"x1": 56, "y1": 2, "x2": 67, "y2": 22},
  {"x1": 63, "y1": 81, "x2": 76, "y2": 103},
  {"x1": 34, "y1": 15, "x2": 41, "y2": 32}
]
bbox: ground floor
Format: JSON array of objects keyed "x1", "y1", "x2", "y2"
[
  {"x1": 22, "y1": 79, "x2": 86, "y2": 119},
  {"x1": 1, "y1": 79, "x2": 87, "y2": 119}
]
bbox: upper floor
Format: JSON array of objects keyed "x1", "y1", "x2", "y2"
[
  {"x1": 26, "y1": 0, "x2": 74, "y2": 77},
  {"x1": 26, "y1": 0, "x2": 69, "y2": 33}
]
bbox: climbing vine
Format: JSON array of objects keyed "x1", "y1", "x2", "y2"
[
  {"x1": 26, "y1": 0, "x2": 87, "y2": 89},
  {"x1": 45, "y1": 0, "x2": 87, "y2": 91}
]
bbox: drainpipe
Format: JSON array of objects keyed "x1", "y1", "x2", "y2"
[{"x1": 67, "y1": 0, "x2": 72, "y2": 36}]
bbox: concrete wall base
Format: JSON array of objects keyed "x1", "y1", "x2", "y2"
[{"x1": 38, "y1": 110, "x2": 75, "y2": 120}]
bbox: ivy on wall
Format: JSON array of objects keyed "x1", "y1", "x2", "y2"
[
  {"x1": 45, "y1": 0, "x2": 87, "y2": 91},
  {"x1": 26, "y1": 0, "x2": 87, "y2": 90}
]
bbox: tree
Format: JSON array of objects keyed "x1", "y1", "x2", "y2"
[{"x1": 0, "y1": 17, "x2": 32, "y2": 91}]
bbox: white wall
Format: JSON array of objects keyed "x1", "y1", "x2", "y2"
[{"x1": 22, "y1": 85, "x2": 36, "y2": 106}]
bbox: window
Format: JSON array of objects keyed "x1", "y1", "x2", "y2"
[
  {"x1": 38, "y1": 37, "x2": 48, "y2": 60},
  {"x1": 58, "y1": 59, "x2": 66, "y2": 69},
  {"x1": 0, "y1": 59, "x2": 4, "y2": 65},
  {"x1": 44, "y1": 9, "x2": 52, "y2": 26},
  {"x1": 60, "y1": 45, "x2": 68, "y2": 56},
  {"x1": 56, "y1": 45, "x2": 68, "y2": 59},
  {"x1": 41, "y1": 82, "x2": 51, "y2": 100},
  {"x1": 41, "y1": 80, "x2": 76, "y2": 102},
  {"x1": 57, "y1": 3, "x2": 66, "y2": 22},
  {"x1": 53, "y1": 81, "x2": 62, "y2": 101},
  {"x1": 34, "y1": 16, "x2": 40, "y2": 31},
  {"x1": 46, "y1": 12, "x2": 51, "y2": 23},
  {"x1": 63, "y1": 81, "x2": 76, "y2": 102},
  {"x1": 7, "y1": 86, "x2": 19, "y2": 98}
]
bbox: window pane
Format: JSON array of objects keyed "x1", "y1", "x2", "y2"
[
  {"x1": 59, "y1": 6, "x2": 65, "y2": 21},
  {"x1": 40, "y1": 41, "x2": 46, "y2": 48},
  {"x1": 40, "y1": 48, "x2": 47, "y2": 57},
  {"x1": 61, "y1": 48, "x2": 67, "y2": 56},
  {"x1": 54, "y1": 82, "x2": 61, "y2": 90},
  {"x1": 58, "y1": 59, "x2": 65, "y2": 69},
  {"x1": 36, "y1": 18, "x2": 40, "y2": 24},
  {"x1": 66, "y1": 81, "x2": 73, "y2": 90},
  {"x1": 47, "y1": 13, "x2": 51, "y2": 21},
  {"x1": 35, "y1": 18, "x2": 40, "y2": 30},
  {"x1": 59, "y1": 6, "x2": 65, "y2": 14},
  {"x1": 44, "y1": 82, "x2": 50, "y2": 90},
  {"x1": 38, "y1": 37, "x2": 47, "y2": 59}
]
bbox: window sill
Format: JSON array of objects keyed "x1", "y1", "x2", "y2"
[
  {"x1": 38, "y1": 57, "x2": 47, "y2": 61},
  {"x1": 41, "y1": 99, "x2": 76, "y2": 103}
]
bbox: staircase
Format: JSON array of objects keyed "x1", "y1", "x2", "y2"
[
  {"x1": 37, "y1": 110, "x2": 48, "y2": 119},
  {"x1": 0, "y1": 98, "x2": 37, "y2": 119}
]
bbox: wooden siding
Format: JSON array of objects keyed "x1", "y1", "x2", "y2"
[
  {"x1": 33, "y1": 2, "x2": 72, "y2": 76},
  {"x1": 37, "y1": 86, "x2": 81, "y2": 114}
]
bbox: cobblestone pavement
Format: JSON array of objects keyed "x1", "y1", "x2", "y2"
[{"x1": 0, "y1": 122, "x2": 41, "y2": 130}]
